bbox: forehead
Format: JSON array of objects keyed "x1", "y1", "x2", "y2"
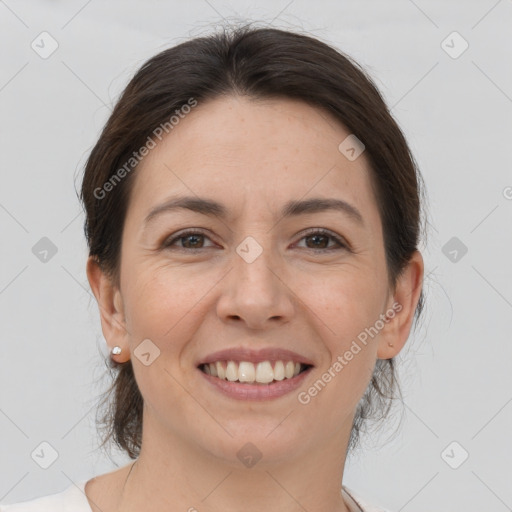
[{"x1": 127, "y1": 95, "x2": 380, "y2": 230}]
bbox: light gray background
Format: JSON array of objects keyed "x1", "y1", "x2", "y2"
[{"x1": 1, "y1": 1, "x2": 511, "y2": 511}]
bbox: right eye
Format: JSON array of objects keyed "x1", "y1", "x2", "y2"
[{"x1": 162, "y1": 229, "x2": 217, "y2": 251}]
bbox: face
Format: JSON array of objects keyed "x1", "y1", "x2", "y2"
[{"x1": 90, "y1": 95, "x2": 421, "y2": 467}]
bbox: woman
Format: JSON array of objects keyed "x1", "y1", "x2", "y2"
[{"x1": 1, "y1": 24, "x2": 424, "y2": 512}]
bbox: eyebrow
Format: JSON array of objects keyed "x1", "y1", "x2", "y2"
[{"x1": 143, "y1": 196, "x2": 364, "y2": 227}]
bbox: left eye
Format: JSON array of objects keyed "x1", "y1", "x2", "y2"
[
  {"x1": 295, "y1": 229, "x2": 347, "y2": 251},
  {"x1": 162, "y1": 229, "x2": 347, "y2": 252}
]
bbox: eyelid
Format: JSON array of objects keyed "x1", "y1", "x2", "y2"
[
  {"x1": 162, "y1": 227, "x2": 350, "y2": 252},
  {"x1": 162, "y1": 228, "x2": 216, "y2": 249},
  {"x1": 293, "y1": 227, "x2": 349, "y2": 251}
]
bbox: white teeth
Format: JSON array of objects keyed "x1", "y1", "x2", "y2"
[
  {"x1": 238, "y1": 361, "x2": 255, "y2": 382},
  {"x1": 226, "y1": 361, "x2": 238, "y2": 381},
  {"x1": 285, "y1": 361, "x2": 295, "y2": 379},
  {"x1": 273, "y1": 360, "x2": 285, "y2": 381},
  {"x1": 255, "y1": 361, "x2": 274, "y2": 383},
  {"x1": 216, "y1": 361, "x2": 225, "y2": 379},
  {"x1": 202, "y1": 360, "x2": 306, "y2": 384}
]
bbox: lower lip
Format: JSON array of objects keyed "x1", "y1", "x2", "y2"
[{"x1": 198, "y1": 366, "x2": 313, "y2": 401}]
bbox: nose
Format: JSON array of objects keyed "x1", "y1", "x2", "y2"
[{"x1": 216, "y1": 238, "x2": 295, "y2": 330}]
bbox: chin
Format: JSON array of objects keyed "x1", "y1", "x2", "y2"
[{"x1": 196, "y1": 421, "x2": 309, "y2": 468}]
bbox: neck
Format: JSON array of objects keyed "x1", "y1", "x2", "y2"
[{"x1": 117, "y1": 415, "x2": 354, "y2": 512}]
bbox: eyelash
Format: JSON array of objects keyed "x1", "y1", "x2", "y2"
[{"x1": 162, "y1": 228, "x2": 349, "y2": 253}]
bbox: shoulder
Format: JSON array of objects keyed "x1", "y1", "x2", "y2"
[
  {"x1": 0, "y1": 464, "x2": 132, "y2": 512},
  {"x1": 342, "y1": 485, "x2": 394, "y2": 512},
  {"x1": 0, "y1": 481, "x2": 90, "y2": 512}
]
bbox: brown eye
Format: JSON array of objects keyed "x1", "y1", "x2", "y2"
[
  {"x1": 304, "y1": 233, "x2": 330, "y2": 249},
  {"x1": 296, "y1": 229, "x2": 348, "y2": 252},
  {"x1": 178, "y1": 233, "x2": 205, "y2": 249},
  {"x1": 163, "y1": 230, "x2": 215, "y2": 250}
]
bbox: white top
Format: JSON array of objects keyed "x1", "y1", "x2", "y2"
[{"x1": 0, "y1": 480, "x2": 392, "y2": 512}]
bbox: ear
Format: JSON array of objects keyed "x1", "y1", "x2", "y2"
[
  {"x1": 86, "y1": 256, "x2": 130, "y2": 363},
  {"x1": 377, "y1": 250, "x2": 424, "y2": 359}
]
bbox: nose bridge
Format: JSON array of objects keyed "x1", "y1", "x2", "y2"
[
  {"x1": 233, "y1": 231, "x2": 280, "y2": 295},
  {"x1": 216, "y1": 230, "x2": 294, "y2": 327}
]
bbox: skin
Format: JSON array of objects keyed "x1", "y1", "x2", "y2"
[{"x1": 86, "y1": 95, "x2": 423, "y2": 512}]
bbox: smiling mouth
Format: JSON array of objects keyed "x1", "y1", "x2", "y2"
[{"x1": 198, "y1": 360, "x2": 312, "y2": 385}]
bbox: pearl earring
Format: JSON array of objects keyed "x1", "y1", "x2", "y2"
[{"x1": 111, "y1": 346, "x2": 122, "y2": 356}]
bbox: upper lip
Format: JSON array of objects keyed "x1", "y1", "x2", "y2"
[{"x1": 197, "y1": 347, "x2": 315, "y2": 367}]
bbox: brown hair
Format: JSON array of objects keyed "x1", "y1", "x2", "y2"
[{"x1": 80, "y1": 23, "x2": 427, "y2": 460}]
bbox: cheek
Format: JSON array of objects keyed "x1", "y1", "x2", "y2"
[
  {"x1": 299, "y1": 275, "x2": 381, "y2": 421},
  {"x1": 307, "y1": 266, "x2": 387, "y2": 336},
  {"x1": 122, "y1": 263, "x2": 216, "y2": 344},
  {"x1": 121, "y1": 266, "x2": 210, "y2": 412},
  {"x1": 305, "y1": 269, "x2": 385, "y2": 400},
  {"x1": 299, "y1": 353, "x2": 375, "y2": 432}
]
